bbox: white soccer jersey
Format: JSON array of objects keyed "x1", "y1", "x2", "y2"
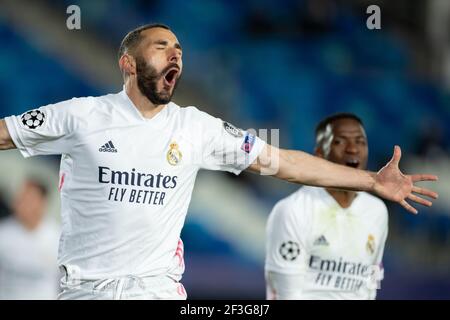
[
  {"x1": 4, "y1": 88, "x2": 265, "y2": 282},
  {"x1": 265, "y1": 186, "x2": 388, "y2": 300},
  {"x1": 0, "y1": 217, "x2": 60, "y2": 299}
]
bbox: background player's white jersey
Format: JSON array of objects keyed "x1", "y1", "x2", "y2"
[
  {"x1": 265, "y1": 186, "x2": 388, "y2": 300},
  {"x1": 0, "y1": 217, "x2": 60, "y2": 299},
  {"x1": 5, "y1": 89, "x2": 265, "y2": 282}
]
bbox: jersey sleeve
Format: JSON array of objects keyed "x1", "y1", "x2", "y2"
[
  {"x1": 375, "y1": 214, "x2": 388, "y2": 273},
  {"x1": 192, "y1": 108, "x2": 266, "y2": 175},
  {"x1": 265, "y1": 196, "x2": 309, "y2": 275},
  {"x1": 265, "y1": 271, "x2": 305, "y2": 300},
  {"x1": 4, "y1": 98, "x2": 84, "y2": 157},
  {"x1": 370, "y1": 204, "x2": 389, "y2": 300}
]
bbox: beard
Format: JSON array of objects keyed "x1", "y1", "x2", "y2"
[{"x1": 135, "y1": 56, "x2": 180, "y2": 105}]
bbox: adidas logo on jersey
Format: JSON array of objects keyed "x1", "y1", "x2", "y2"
[
  {"x1": 313, "y1": 235, "x2": 329, "y2": 246},
  {"x1": 99, "y1": 141, "x2": 118, "y2": 153}
]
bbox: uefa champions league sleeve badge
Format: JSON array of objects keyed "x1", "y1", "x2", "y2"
[
  {"x1": 279, "y1": 241, "x2": 300, "y2": 261},
  {"x1": 20, "y1": 109, "x2": 46, "y2": 129},
  {"x1": 167, "y1": 142, "x2": 182, "y2": 166},
  {"x1": 223, "y1": 121, "x2": 243, "y2": 138}
]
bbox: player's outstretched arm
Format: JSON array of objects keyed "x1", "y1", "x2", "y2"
[
  {"x1": 248, "y1": 144, "x2": 438, "y2": 214},
  {"x1": 0, "y1": 119, "x2": 16, "y2": 150}
]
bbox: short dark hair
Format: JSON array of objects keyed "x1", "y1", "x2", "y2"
[
  {"x1": 315, "y1": 112, "x2": 364, "y2": 145},
  {"x1": 118, "y1": 23, "x2": 171, "y2": 60}
]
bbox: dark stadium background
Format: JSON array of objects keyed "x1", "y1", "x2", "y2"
[{"x1": 0, "y1": 0, "x2": 449, "y2": 299}]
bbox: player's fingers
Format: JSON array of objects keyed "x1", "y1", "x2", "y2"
[
  {"x1": 390, "y1": 145, "x2": 401, "y2": 167},
  {"x1": 410, "y1": 174, "x2": 438, "y2": 182},
  {"x1": 407, "y1": 194, "x2": 432, "y2": 207},
  {"x1": 412, "y1": 186, "x2": 438, "y2": 199},
  {"x1": 400, "y1": 199, "x2": 418, "y2": 215}
]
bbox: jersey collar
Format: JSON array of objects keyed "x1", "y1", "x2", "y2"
[
  {"x1": 317, "y1": 187, "x2": 361, "y2": 213},
  {"x1": 118, "y1": 87, "x2": 171, "y2": 127}
]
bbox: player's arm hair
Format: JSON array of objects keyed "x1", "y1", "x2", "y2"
[
  {"x1": 0, "y1": 119, "x2": 16, "y2": 150},
  {"x1": 248, "y1": 144, "x2": 376, "y2": 192}
]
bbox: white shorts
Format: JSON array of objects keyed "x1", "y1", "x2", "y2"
[{"x1": 58, "y1": 273, "x2": 188, "y2": 300}]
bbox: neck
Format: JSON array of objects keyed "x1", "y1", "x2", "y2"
[
  {"x1": 325, "y1": 188, "x2": 358, "y2": 208},
  {"x1": 16, "y1": 216, "x2": 41, "y2": 231},
  {"x1": 125, "y1": 81, "x2": 166, "y2": 119}
]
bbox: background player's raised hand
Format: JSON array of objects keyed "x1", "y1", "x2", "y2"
[{"x1": 373, "y1": 145, "x2": 438, "y2": 214}]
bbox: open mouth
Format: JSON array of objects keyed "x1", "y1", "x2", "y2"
[
  {"x1": 163, "y1": 67, "x2": 179, "y2": 87},
  {"x1": 345, "y1": 159, "x2": 360, "y2": 168}
]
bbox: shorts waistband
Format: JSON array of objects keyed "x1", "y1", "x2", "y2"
[{"x1": 60, "y1": 264, "x2": 179, "y2": 299}]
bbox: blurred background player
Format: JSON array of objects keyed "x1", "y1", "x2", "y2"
[
  {"x1": 265, "y1": 113, "x2": 388, "y2": 300},
  {"x1": 0, "y1": 178, "x2": 60, "y2": 300}
]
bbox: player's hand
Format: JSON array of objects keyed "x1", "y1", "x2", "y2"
[{"x1": 373, "y1": 145, "x2": 438, "y2": 214}]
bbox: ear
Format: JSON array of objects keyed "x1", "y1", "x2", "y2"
[
  {"x1": 314, "y1": 146, "x2": 324, "y2": 158},
  {"x1": 119, "y1": 54, "x2": 136, "y2": 77}
]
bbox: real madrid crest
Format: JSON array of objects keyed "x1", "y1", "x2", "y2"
[
  {"x1": 366, "y1": 234, "x2": 375, "y2": 255},
  {"x1": 167, "y1": 142, "x2": 182, "y2": 166}
]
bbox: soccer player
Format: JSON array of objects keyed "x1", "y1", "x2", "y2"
[
  {"x1": 0, "y1": 24, "x2": 438, "y2": 299},
  {"x1": 265, "y1": 113, "x2": 391, "y2": 300},
  {"x1": 0, "y1": 179, "x2": 59, "y2": 299}
]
